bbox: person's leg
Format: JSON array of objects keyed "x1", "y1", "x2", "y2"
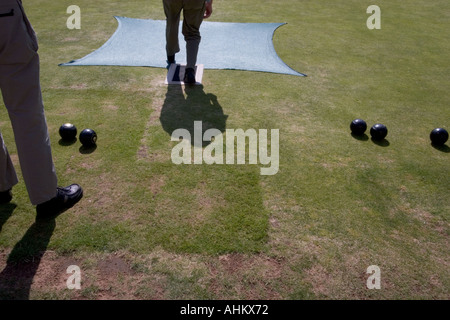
[
  {"x1": 0, "y1": 131, "x2": 18, "y2": 195},
  {"x1": 182, "y1": 0, "x2": 206, "y2": 70},
  {"x1": 1, "y1": 59, "x2": 58, "y2": 206},
  {"x1": 163, "y1": 0, "x2": 183, "y2": 60},
  {"x1": 0, "y1": 0, "x2": 57, "y2": 206}
]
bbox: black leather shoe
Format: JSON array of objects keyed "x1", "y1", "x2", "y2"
[
  {"x1": 0, "y1": 189, "x2": 12, "y2": 204},
  {"x1": 183, "y1": 67, "x2": 196, "y2": 84},
  {"x1": 36, "y1": 184, "x2": 83, "y2": 221}
]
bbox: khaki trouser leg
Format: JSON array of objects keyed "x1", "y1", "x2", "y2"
[
  {"x1": 163, "y1": 0, "x2": 183, "y2": 57},
  {"x1": 0, "y1": 0, "x2": 57, "y2": 205},
  {"x1": 182, "y1": 0, "x2": 206, "y2": 69},
  {"x1": 163, "y1": 0, "x2": 206, "y2": 69}
]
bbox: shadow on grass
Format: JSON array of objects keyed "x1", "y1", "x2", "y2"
[
  {"x1": 79, "y1": 144, "x2": 97, "y2": 154},
  {"x1": 431, "y1": 143, "x2": 450, "y2": 153},
  {"x1": 351, "y1": 133, "x2": 369, "y2": 141},
  {"x1": 160, "y1": 84, "x2": 228, "y2": 147},
  {"x1": 58, "y1": 138, "x2": 77, "y2": 146},
  {"x1": 0, "y1": 220, "x2": 55, "y2": 300},
  {"x1": 371, "y1": 138, "x2": 390, "y2": 147}
]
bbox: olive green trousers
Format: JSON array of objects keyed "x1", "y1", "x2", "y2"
[{"x1": 163, "y1": 0, "x2": 206, "y2": 69}]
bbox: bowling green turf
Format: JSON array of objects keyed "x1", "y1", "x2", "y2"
[{"x1": 0, "y1": 0, "x2": 448, "y2": 300}]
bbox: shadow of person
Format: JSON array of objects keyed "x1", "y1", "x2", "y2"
[
  {"x1": 160, "y1": 84, "x2": 228, "y2": 147},
  {"x1": 0, "y1": 219, "x2": 55, "y2": 300}
]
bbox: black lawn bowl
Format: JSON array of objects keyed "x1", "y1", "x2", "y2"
[
  {"x1": 79, "y1": 129, "x2": 97, "y2": 147},
  {"x1": 59, "y1": 123, "x2": 77, "y2": 141},
  {"x1": 350, "y1": 119, "x2": 367, "y2": 135},
  {"x1": 370, "y1": 124, "x2": 388, "y2": 141},
  {"x1": 430, "y1": 128, "x2": 449, "y2": 146}
]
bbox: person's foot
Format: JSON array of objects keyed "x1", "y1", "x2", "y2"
[
  {"x1": 36, "y1": 184, "x2": 83, "y2": 221},
  {"x1": 183, "y1": 68, "x2": 196, "y2": 84},
  {"x1": 0, "y1": 189, "x2": 12, "y2": 204}
]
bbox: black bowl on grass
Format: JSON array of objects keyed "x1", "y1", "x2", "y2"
[
  {"x1": 350, "y1": 119, "x2": 367, "y2": 135},
  {"x1": 79, "y1": 129, "x2": 97, "y2": 147},
  {"x1": 59, "y1": 123, "x2": 77, "y2": 141},
  {"x1": 370, "y1": 124, "x2": 388, "y2": 141},
  {"x1": 430, "y1": 128, "x2": 448, "y2": 146}
]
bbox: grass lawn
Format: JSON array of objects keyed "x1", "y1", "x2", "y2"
[{"x1": 0, "y1": 0, "x2": 448, "y2": 300}]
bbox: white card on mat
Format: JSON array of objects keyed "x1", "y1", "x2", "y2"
[{"x1": 165, "y1": 64, "x2": 204, "y2": 85}]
